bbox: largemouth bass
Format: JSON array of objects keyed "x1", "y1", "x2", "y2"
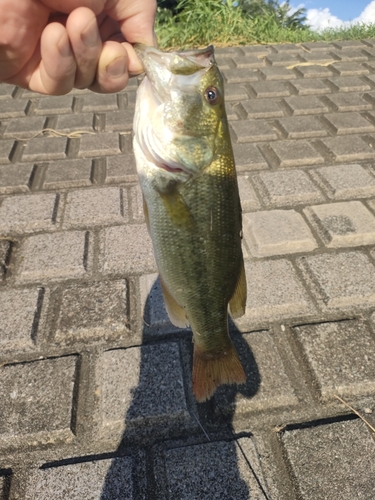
[{"x1": 133, "y1": 44, "x2": 247, "y2": 402}]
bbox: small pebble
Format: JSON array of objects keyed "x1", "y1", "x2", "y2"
[{"x1": 363, "y1": 408, "x2": 373, "y2": 414}]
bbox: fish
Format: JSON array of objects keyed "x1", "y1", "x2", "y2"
[{"x1": 133, "y1": 44, "x2": 247, "y2": 402}]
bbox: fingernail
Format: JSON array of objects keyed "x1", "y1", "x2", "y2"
[
  {"x1": 82, "y1": 20, "x2": 99, "y2": 47},
  {"x1": 106, "y1": 57, "x2": 127, "y2": 78}
]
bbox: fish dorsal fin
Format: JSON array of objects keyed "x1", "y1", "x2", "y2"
[
  {"x1": 229, "y1": 259, "x2": 247, "y2": 319},
  {"x1": 160, "y1": 275, "x2": 190, "y2": 328}
]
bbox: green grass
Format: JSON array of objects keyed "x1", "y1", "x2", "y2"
[{"x1": 155, "y1": 0, "x2": 375, "y2": 50}]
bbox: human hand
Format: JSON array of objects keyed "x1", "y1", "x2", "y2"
[{"x1": 0, "y1": 0, "x2": 156, "y2": 94}]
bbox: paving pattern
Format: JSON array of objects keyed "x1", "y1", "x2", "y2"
[{"x1": 1, "y1": 39, "x2": 375, "y2": 499}]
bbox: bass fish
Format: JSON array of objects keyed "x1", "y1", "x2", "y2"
[{"x1": 133, "y1": 44, "x2": 247, "y2": 402}]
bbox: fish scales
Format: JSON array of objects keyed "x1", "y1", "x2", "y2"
[{"x1": 133, "y1": 44, "x2": 247, "y2": 401}]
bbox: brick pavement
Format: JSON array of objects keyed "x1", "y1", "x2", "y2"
[{"x1": 1, "y1": 40, "x2": 375, "y2": 499}]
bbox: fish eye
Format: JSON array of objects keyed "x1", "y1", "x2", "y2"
[{"x1": 204, "y1": 86, "x2": 220, "y2": 105}]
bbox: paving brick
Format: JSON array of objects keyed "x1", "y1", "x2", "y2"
[
  {"x1": 0, "y1": 99, "x2": 28, "y2": 118},
  {"x1": 249, "y1": 81, "x2": 290, "y2": 98},
  {"x1": 25, "y1": 456, "x2": 138, "y2": 500},
  {"x1": 293, "y1": 320, "x2": 375, "y2": 399},
  {"x1": 223, "y1": 84, "x2": 249, "y2": 102},
  {"x1": 330, "y1": 49, "x2": 368, "y2": 62},
  {"x1": 82, "y1": 93, "x2": 118, "y2": 112},
  {"x1": 241, "y1": 45, "x2": 271, "y2": 56},
  {"x1": 105, "y1": 154, "x2": 137, "y2": 183},
  {"x1": 298, "y1": 52, "x2": 338, "y2": 64},
  {"x1": 240, "y1": 99, "x2": 284, "y2": 119},
  {"x1": 265, "y1": 53, "x2": 300, "y2": 66},
  {"x1": 235, "y1": 259, "x2": 314, "y2": 325},
  {"x1": 0, "y1": 356, "x2": 77, "y2": 437},
  {"x1": 253, "y1": 169, "x2": 324, "y2": 207},
  {"x1": 3, "y1": 116, "x2": 47, "y2": 138},
  {"x1": 43, "y1": 159, "x2": 93, "y2": 189},
  {"x1": 100, "y1": 224, "x2": 156, "y2": 275},
  {"x1": 160, "y1": 437, "x2": 269, "y2": 500},
  {"x1": 34, "y1": 96, "x2": 74, "y2": 115},
  {"x1": 301, "y1": 41, "x2": 334, "y2": 51},
  {"x1": 215, "y1": 56, "x2": 235, "y2": 71},
  {"x1": 0, "y1": 83, "x2": 16, "y2": 99},
  {"x1": 17, "y1": 231, "x2": 90, "y2": 283},
  {"x1": 318, "y1": 136, "x2": 375, "y2": 162},
  {"x1": 321, "y1": 112, "x2": 374, "y2": 135},
  {"x1": 243, "y1": 209, "x2": 317, "y2": 257},
  {"x1": 64, "y1": 187, "x2": 128, "y2": 228},
  {"x1": 97, "y1": 345, "x2": 190, "y2": 433},
  {"x1": 326, "y1": 75, "x2": 371, "y2": 92},
  {"x1": 129, "y1": 184, "x2": 144, "y2": 222},
  {"x1": 363, "y1": 74, "x2": 375, "y2": 86},
  {"x1": 329, "y1": 62, "x2": 369, "y2": 76},
  {"x1": 0, "y1": 193, "x2": 59, "y2": 234},
  {"x1": 333, "y1": 40, "x2": 367, "y2": 50},
  {"x1": 271, "y1": 43, "x2": 302, "y2": 53},
  {"x1": 233, "y1": 143, "x2": 268, "y2": 171},
  {"x1": 281, "y1": 419, "x2": 375, "y2": 500},
  {"x1": 287, "y1": 78, "x2": 331, "y2": 95},
  {"x1": 321, "y1": 93, "x2": 372, "y2": 112},
  {"x1": 104, "y1": 110, "x2": 134, "y2": 132},
  {"x1": 294, "y1": 64, "x2": 334, "y2": 78},
  {"x1": 275, "y1": 116, "x2": 327, "y2": 139},
  {"x1": 21, "y1": 136, "x2": 68, "y2": 161},
  {"x1": 262, "y1": 140, "x2": 324, "y2": 168},
  {"x1": 298, "y1": 251, "x2": 375, "y2": 309},
  {"x1": 0, "y1": 240, "x2": 11, "y2": 279},
  {"x1": 216, "y1": 331, "x2": 298, "y2": 412},
  {"x1": 222, "y1": 68, "x2": 258, "y2": 84},
  {"x1": 237, "y1": 175, "x2": 260, "y2": 211},
  {"x1": 232, "y1": 55, "x2": 265, "y2": 69},
  {"x1": 55, "y1": 280, "x2": 129, "y2": 344},
  {"x1": 257, "y1": 66, "x2": 296, "y2": 80},
  {"x1": 282, "y1": 96, "x2": 329, "y2": 115},
  {"x1": 0, "y1": 288, "x2": 43, "y2": 350},
  {"x1": 363, "y1": 91, "x2": 375, "y2": 106},
  {"x1": 224, "y1": 102, "x2": 239, "y2": 121},
  {"x1": 0, "y1": 139, "x2": 15, "y2": 164},
  {"x1": 309, "y1": 164, "x2": 375, "y2": 200},
  {"x1": 231, "y1": 120, "x2": 278, "y2": 143},
  {"x1": 54, "y1": 113, "x2": 95, "y2": 132},
  {"x1": 78, "y1": 132, "x2": 121, "y2": 157},
  {"x1": 0, "y1": 164, "x2": 34, "y2": 194}
]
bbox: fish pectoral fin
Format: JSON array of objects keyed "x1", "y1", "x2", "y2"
[
  {"x1": 160, "y1": 276, "x2": 190, "y2": 328},
  {"x1": 192, "y1": 343, "x2": 246, "y2": 402},
  {"x1": 143, "y1": 195, "x2": 150, "y2": 232},
  {"x1": 160, "y1": 190, "x2": 195, "y2": 230},
  {"x1": 228, "y1": 259, "x2": 247, "y2": 319}
]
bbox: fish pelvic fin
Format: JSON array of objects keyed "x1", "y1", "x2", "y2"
[
  {"x1": 229, "y1": 259, "x2": 247, "y2": 319},
  {"x1": 192, "y1": 343, "x2": 246, "y2": 402},
  {"x1": 160, "y1": 276, "x2": 190, "y2": 328},
  {"x1": 160, "y1": 190, "x2": 195, "y2": 230},
  {"x1": 142, "y1": 195, "x2": 150, "y2": 232}
]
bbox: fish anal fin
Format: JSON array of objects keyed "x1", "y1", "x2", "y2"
[
  {"x1": 229, "y1": 259, "x2": 247, "y2": 319},
  {"x1": 192, "y1": 343, "x2": 246, "y2": 402},
  {"x1": 160, "y1": 276, "x2": 189, "y2": 328}
]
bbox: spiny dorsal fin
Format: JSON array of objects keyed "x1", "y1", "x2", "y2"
[{"x1": 229, "y1": 259, "x2": 247, "y2": 319}]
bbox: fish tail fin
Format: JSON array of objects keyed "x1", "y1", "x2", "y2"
[{"x1": 192, "y1": 343, "x2": 246, "y2": 402}]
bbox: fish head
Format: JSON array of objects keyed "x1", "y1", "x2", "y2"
[{"x1": 134, "y1": 44, "x2": 226, "y2": 183}]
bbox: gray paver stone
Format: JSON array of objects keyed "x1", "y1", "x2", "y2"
[
  {"x1": 253, "y1": 169, "x2": 324, "y2": 207},
  {"x1": 293, "y1": 320, "x2": 375, "y2": 399},
  {"x1": 104, "y1": 110, "x2": 134, "y2": 132},
  {"x1": 318, "y1": 136, "x2": 375, "y2": 162},
  {"x1": 0, "y1": 356, "x2": 77, "y2": 437},
  {"x1": 309, "y1": 163, "x2": 375, "y2": 200},
  {"x1": 281, "y1": 419, "x2": 375, "y2": 500},
  {"x1": 287, "y1": 78, "x2": 331, "y2": 95},
  {"x1": 240, "y1": 99, "x2": 284, "y2": 119},
  {"x1": 321, "y1": 112, "x2": 375, "y2": 135},
  {"x1": 55, "y1": 280, "x2": 129, "y2": 344},
  {"x1": 237, "y1": 176, "x2": 261, "y2": 211},
  {"x1": 232, "y1": 143, "x2": 268, "y2": 171},
  {"x1": 243, "y1": 209, "x2": 317, "y2": 257},
  {"x1": 55, "y1": 113, "x2": 95, "y2": 132},
  {"x1": 25, "y1": 456, "x2": 138, "y2": 500},
  {"x1": 282, "y1": 96, "x2": 329, "y2": 115},
  {"x1": 64, "y1": 187, "x2": 128, "y2": 228},
  {"x1": 3, "y1": 116, "x2": 47, "y2": 138},
  {"x1": 330, "y1": 61, "x2": 369, "y2": 75},
  {"x1": 21, "y1": 136, "x2": 68, "y2": 162},
  {"x1": 275, "y1": 116, "x2": 327, "y2": 139},
  {"x1": 249, "y1": 81, "x2": 290, "y2": 98},
  {"x1": 262, "y1": 140, "x2": 324, "y2": 168},
  {"x1": 82, "y1": 93, "x2": 118, "y2": 112},
  {"x1": 0, "y1": 164, "x2": 34, "y2": 194},
  {"x1": 34, "y1": 96, "x2": 74, "y2": 115},
  {"x1": 105, "y1": 154, "x2": 137, "y2": 184},
  {"x1": 0, "y1": 100, "x2": 28, "y2": 118},
  {"x1": 0, "y1": 140, "x2": 15, "y2": 164},
  {"x1": 78, "y1": 132, "x2": 121, "y2": 157},
  {"x1": 43, "y1": 159, "x2": 93, "y2": 189},
  {"x1": 326, "y1": 76, "x2": 371, "y2": 92},
  {"x1": 231, "y1": 120, "x2": 278, "y2": 143},
  {"x1": 0, "y1": 288, "x2": 43, "y2": 350},
  {"x1": 0, "y1": 193, "x2": 59, "y2": 234},
  {"x1": 100, "y1": 224, "x2": 156, "y2": 275},
  {"x1": 304, "y1": 201, "x2": 375, "y2": 248},
  {"x1": 160, "y1": 438, "x2": 268, "y2": 500},
  {"x1": 17, "y1": 231, "x2": 90, "y2": 283},
  {"x1": 298, "y1": 251, "x2": 375, "y2": 309},
  {"x1": 258, "y1": 66, "x2": 296, "y2": 80}
]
